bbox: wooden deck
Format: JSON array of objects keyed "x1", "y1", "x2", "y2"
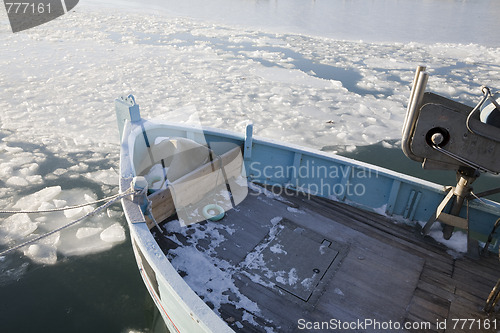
[{"x1": 154, "y1": 185, "x2": 500, "y2": 332}]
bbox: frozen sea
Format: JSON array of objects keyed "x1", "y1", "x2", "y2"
[{"x1": 0, "y1": 0, "x2": 499, "y2": 332}]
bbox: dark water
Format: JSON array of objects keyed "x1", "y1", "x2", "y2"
[{"x1": 0, "y1": 238, "x2": 166, "y2": 333}]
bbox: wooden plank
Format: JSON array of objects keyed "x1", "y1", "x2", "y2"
[
  {"x1": 169, "y1": 156, "x2": 242, "y2": 207},
  {"x1": 406, "y1": 298, "x2": 447, "y2": 325},
  {"x1": 317, "y1": 244, "x2": 423, "y2": 325},
  {"x1": 174, "y1": 145, "x2": 242, "y2": 185},
  {"x1": 412, "y1": 288, "x2": 450, "y2": 318},
  {"x1": 451, "y1": 267, "x2": 496, "y2": 298},
  {"x1": 424, "y1": 258, "x2": 454, "y2": 277},
  {"x1": 146, "y1": 146, "x2": 243, "y2": 227},
  {"x1": 299, "y1": 195, "x2": 453, "y2": 265},
  {"x1": 148, "y1": 187, "x2": 175, "y2": 229},
  {"x1": 446, "y1": 300, "x2": 496, "y2": 333},
  {"x1": 420, "y1": 268, "x2": 456, "y2": 294},
  {"x1": 453, "y1": 257, "x2": 500, "y2": 282},
  {"x1": 453, "y1": 288, "x2": 487, "y2": 307},
  {"x1": 416, "y1": 279, "x2": 456, "y2": 302}
]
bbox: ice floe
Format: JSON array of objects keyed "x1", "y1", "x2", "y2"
[
  {"x1": 0, "y1": 213, "x2": 38, "y2": 243},
  {"x1": 0, "y1": 3, "x2": 498, "y2": 269},
  {"x1": 0, "y1": 186, "x2": 125, "y2": 264},
  {"x1": 100, "y1": 222, "x2": 126, "y2": 243}
]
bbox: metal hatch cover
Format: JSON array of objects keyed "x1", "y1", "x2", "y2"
[{"x1": 243, "y1": 220, "x2": 342, "y2": 302}]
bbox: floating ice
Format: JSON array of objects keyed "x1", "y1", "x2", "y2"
[
  {"x1": 23, "y1": 233, "x2": 60, "y2": 265},
  {"x1": 58, "y1": 237, "x2": 113, "y2": 257},
  {"x1": 100, "y1": 223, "x2": 126, "y2": 243},
  {"x1": 6, "y1": 176, "x2": 29, "y2": 187},
  {"x1": 38, "y1": 202, "x2": 55, "y2": 211},
  {"x1": 251, "y1": 66, "x2": 337, "y2": 90},
  {"x1": 53, "y1": 199, "x2": 67, "y2": 208},
  {"x1": 0, "y1": 5, "x2": 497, "y2": 157},
  {"x1": 76, "y1": 227, "x2": 103, "y2": 239},
  {"x1": 85, "y1": 168, "x2": 119, "y2": 186},
  {"x1": 0, "y1": 214, "x2": 38, "y2": 243},
  {"x1": 106, "y1": 208, "x2": 122, "y2": 219},
  {"x1": 64, "y1": 207, "x2": 85, "y2": 219},
  {"x1": 0, "y1": 185, "x2": 127, "y2": 265},
  {"x1": 12, "y1": 187, "x2": 62, "y2": 211},
  {"x1": 0, "y1": 261, "x2": 29, "y2": 286}
]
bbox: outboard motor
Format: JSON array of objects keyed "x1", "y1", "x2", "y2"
[{"x1": 402, "y1": 66, "x2": 500, "y2": 255}]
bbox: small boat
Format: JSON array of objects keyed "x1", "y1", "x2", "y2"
[{"x1": 117, "y1": 67, "x2": 500, "y2": 332}]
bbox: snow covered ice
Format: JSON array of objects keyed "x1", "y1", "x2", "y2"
[
  {"x1": 0, "y1": 185, "x2": 126, "y2": 264},
  {"x1": 1, "y1": 4, "x2": 499, "y2": 151},
  {"x1": 0, "y1": 1, "x2": 499, "y2": 268}
]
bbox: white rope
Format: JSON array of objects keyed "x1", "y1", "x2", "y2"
[
  {"x1": 0, "y1": 192, "x2": 129, "y2": 215},
  {"x1": 0, "y1": 189, "x2": 137, "y2": 257}
]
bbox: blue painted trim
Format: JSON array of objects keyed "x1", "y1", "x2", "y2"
[
  {"x1": 404, "y1": 191, "x2": 416, "y2": 219},
  {"x1": 338, "y1": 165, "x2": 352, "y2": 201},
  {"x1": 244, "y1": 122, "x2": 253, "y2": 160},
  {"x1": 386, "y1": 180, "x2": 401, "y2": 216},
  {"x1": 409, "y1": 192, "x2": 422, "y2": 221},
  {"x1": 289, "y1": 152, "x2": 302, "y2": 187},
  {"x1": 116, "y1": 95, "x2": 141, "y2": 141}
]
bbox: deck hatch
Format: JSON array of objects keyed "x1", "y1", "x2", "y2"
[{"x1": 243, "y1": 222, "x2": 340, "y2": 302}]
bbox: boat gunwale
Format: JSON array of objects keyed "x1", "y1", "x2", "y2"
[
  {"x1": 130, "y1": 119, "x2": 500, "y2": 213},
  {"x1": 119, "y1": 119, "x2": 235, "y2": 333}
]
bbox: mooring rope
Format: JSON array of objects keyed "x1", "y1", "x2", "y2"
[
  {"x1": 0, "y1": 192, "x2": 130, "y2": 215},
  {"x1": 0, "y1": 188, "x2": 137, "y2": 257}
]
